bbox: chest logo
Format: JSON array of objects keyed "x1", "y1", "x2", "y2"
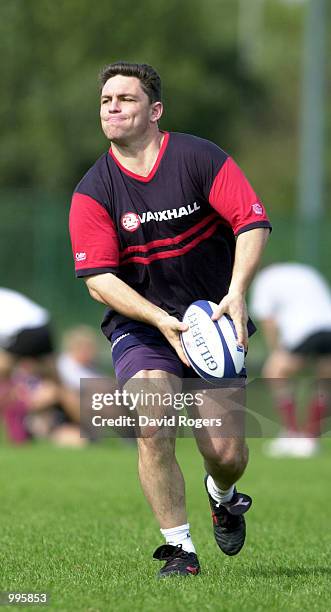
[
  {"x1": 121, "y1": 212, "x2": 141, "y2": 232},
  {"x1": 121, "y1": 202, "x2": 201, "y2": 232}
]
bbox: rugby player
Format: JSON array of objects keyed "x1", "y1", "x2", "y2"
[
  {"x1": 69, "y1": 62, "x2": 271, "y2": 577},
  {"x1": 250, "y1": 262, "x2": 331, "y2": 457}
]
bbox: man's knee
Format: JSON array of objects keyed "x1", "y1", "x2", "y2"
[{"x1": 203, "y1": 440, "x2": 249, "y2": 477}]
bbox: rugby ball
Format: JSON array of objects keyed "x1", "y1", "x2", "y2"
[{"x1": 180, "y1": 300, "x2": 245, "y2": 383}]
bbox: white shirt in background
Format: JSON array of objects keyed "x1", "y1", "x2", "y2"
[
  {"x1": 250, "y1": 263, "x2": 331, "y2": 349},
  {"x1": 0, "y1": 288, "x2": 49, "y2": 348},
  {"x1": 56, "y1": 353, "x2": 102, "y2": 391}
]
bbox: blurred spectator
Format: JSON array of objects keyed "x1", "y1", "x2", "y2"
[
  {"x1": 250, "y1": 263, "x2": 331, "y2": 457},
  {"x1": 0, "y1": 349, "x2": 30, "y2": 444},
  {"x1": 56, "y1": 325, "x2": 106, "y2": 441},
  {"x1": 0, "y1": 287, "x2": 53, "y2": 358},
  {"x1": 56, "y1": 326, "x2": 137, "y2": 441},
  {"x1": 57, "y1": 325, "x2": 102, "y2": 390},
  {"x1": 0, "y1": 288, "x2": 87, "y2": 447}
]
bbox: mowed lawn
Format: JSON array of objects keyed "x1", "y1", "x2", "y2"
[{"x1": 0, "y1": 437, "x2": 330, "y2": 612}]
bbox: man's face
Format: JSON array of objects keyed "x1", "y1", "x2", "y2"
[{"x1": 100, "y1": 75, "x2": 162, "y2": 144}]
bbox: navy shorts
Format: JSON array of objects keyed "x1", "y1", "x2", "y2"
[
  {"x1": 106, "y1": 321, "x2": 192, "y2": 385},
  {"x1": 104, "y1": 320, "x2": 248, "y2": 387}
]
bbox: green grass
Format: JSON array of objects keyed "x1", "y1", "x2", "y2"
[{"x1": 0, "y1": 438, "x2": 330, "y2": 612}]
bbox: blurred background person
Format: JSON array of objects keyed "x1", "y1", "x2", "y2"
[
  {"x1": 250, "y1": 262, "x2": 331, "y2": 457},
  {"x1": 0, "y1": 348, "x2": 30, "y2": 444},
  {"x1": 56, "y1": 325, "x2": 102, "y2": 391},
  {"x1": 56, "y1": 325, "x2": 108, "y2": 441},
  {"x1": 0, "y1": 287, "x2": 53, "y2": 360},
  {"x1": 57, "y1": 326, "x2": 138, "y2": 441},
  {"x1": 0, "y1": 287, "x2": 54, "y2": 444},
  {"x1": 0, "y1": 288, "x2": 88, "y2": 447}
]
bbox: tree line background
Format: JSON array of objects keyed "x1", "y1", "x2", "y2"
[{"x1": 0, "y1": 0, "x2": 330, "y2": 332}]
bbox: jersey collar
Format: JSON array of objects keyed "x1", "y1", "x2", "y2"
[{"x1": 108, "y1": 132, "x2": 169, "y2": 182}]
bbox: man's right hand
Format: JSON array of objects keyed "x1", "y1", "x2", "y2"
[{"x1": 156, "y1": 314, "x2": 190, "y2": 367}]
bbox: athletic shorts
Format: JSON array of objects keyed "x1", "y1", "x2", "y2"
[
  {"x1": 291, "y1": 330, "x2": 331, "y2": 356},
  {"x1": 103, "y1": 320, "x2": 247, "y2": 387},
  {"x1": 6, "y1": 323, "x2": 54, "y2": 358}
]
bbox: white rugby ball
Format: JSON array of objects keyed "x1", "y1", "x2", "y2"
[{"x1": 180, "y1": 300, "x2": 245, "y2": 383}]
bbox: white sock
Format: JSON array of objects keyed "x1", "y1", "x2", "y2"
[
  {"x1": 207, "y1": 475, "x2": 235, "y2": 505},
  {"x1": 160, "y1": 523, "x2": 196, "y2": 554}
]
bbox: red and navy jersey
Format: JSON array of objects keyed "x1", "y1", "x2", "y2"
[{"x1": 69, "y1": 132, "x2": 271, "y2": 336}]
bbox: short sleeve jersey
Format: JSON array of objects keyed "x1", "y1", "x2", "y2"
[{"x1": 69, "y1": 132, "x2": 271, "y2": 336}]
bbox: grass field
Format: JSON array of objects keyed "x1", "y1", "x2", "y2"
[{"x1": 1, "y1": 437, "x2": 330, "y2": 612}]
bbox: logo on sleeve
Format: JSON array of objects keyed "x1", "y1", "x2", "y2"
[
  {"x1": 75, "y1": 252, "x2": 87, "y2": 261},
  {"x1": 252, "y1": 203, "x2": 263, "y2": 215},
  {"x1": 121, "y1": 213, "x2": 141, "y2": 232}
]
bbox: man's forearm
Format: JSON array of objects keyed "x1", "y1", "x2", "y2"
[
  {"x1": 211, "y1": 228, "x2": 270, "y2": 348},
  {"x1": 85, "y1": 272, "x2": 189, "y2": 365},
  {"x1": 86, "y1": 273, "x2": 168, "y2": 328},
  {"x1": 229, "y1": 228, "x2": 270, "y2": 296}
]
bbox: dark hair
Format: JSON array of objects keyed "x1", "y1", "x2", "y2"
[{"x1": 99, "y1": 61, "x2": 162, "y2": 103}]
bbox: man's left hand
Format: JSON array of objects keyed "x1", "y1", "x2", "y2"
[{"x1": 211, "y1": 292, "x2": 248, "y2": 350}]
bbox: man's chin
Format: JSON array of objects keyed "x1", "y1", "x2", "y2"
[
  {"x1": 102, "y1": 125, "x2": 148, "y2": 146},
  {"x1": 108, "y1": 135, "x2": 127, "y2": 145},
  {"x1": 103, "y1": 129, "x2": 130, "y2": 146}
]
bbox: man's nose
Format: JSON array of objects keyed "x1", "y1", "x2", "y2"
[{"x1": 109, "y1": 98, "x2": 120, "y2": 112}]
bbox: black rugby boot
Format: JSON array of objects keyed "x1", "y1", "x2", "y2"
[
  {"x1": 204, "y1": 475, "x2": 252, "y2": 556},
  {"x1": 153, "y1": 544, "x2": 200, "y2": 578}
]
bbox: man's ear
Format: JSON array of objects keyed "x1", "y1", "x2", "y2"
[{"x1": 150, "y1": 101, "x2": 163, "y2": 123}]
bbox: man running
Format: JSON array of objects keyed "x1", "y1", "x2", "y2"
[{"x1": 69, "y1": 61, "x2": 271, "y2": 577}]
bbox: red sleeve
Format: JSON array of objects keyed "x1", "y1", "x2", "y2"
[
  {"x1": 69, "y1": 193, "x2": 120, "y2": 277},
  {"x1": 208, "y1": 157, "x2": 271, "y2": 235}
]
